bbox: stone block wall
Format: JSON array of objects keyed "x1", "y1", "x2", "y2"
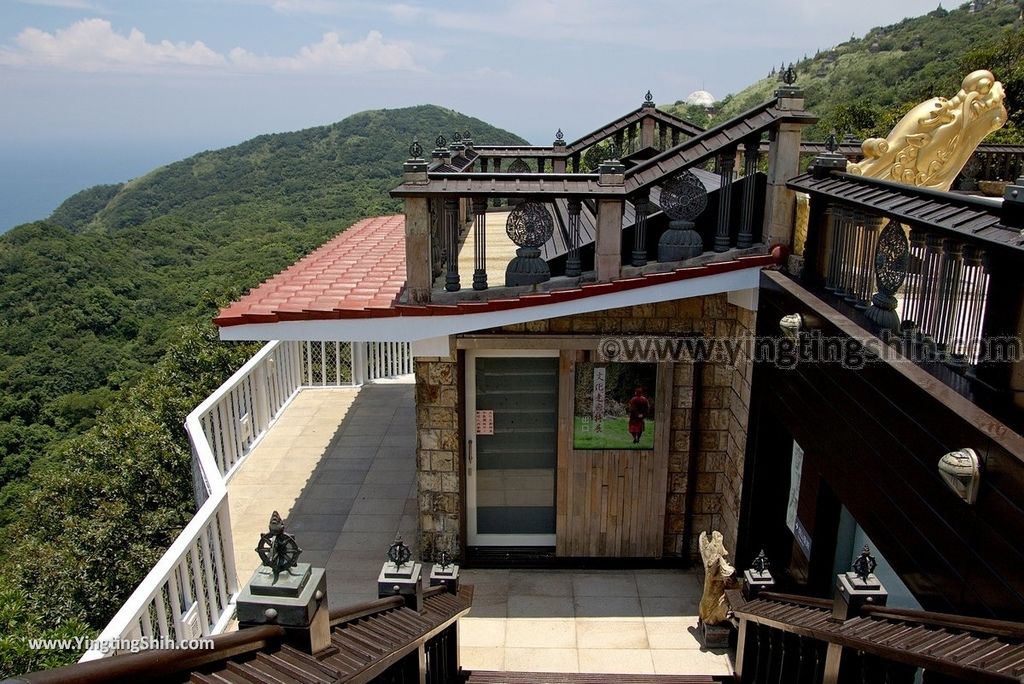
[
  {"x1": 412, "y1": 292, "x2": 756, "y2": 563},
  {"x1": 413, "y1": 355, "x2": 461, "y2": 561}
]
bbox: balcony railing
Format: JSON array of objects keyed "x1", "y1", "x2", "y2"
[
  {"x1": 791, "y1": 169, "x2": 1024, "y2": 394},
  {"x1": 394, "y1": 97, "x2": 814, "y2": 304},
  {"x1": 81, "y1": 339, "x2": 412, "y2": 661}
]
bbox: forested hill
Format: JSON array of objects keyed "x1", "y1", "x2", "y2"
[
  {"x1": 666, "y1": 0, "x2": 1024, "y2": 142},
  {"x1": 1, "y1": 104, "x2": 524, "y2": 511},
  {"x1": 0, "y1": 105, "x2": 525, "y2": 675}
]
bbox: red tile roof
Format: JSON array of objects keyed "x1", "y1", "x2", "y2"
[
  {"x1": 214, "y1": 214, "x2": 781, "y2": 328},
  {"x1": 215, "y1": 215, "x2": 408, "y2": 326}
]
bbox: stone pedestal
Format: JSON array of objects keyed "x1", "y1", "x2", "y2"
[
  {"x1": 378, "y1": 562, "x2": 424, "y2": 611},
  {"x1": 743, "y1": 568, "x2": 774, "y2": 601},
  {"x1": 700, "y1": 621, "x2": 731, "y2": 649},
  {"x1": 237, "y1": 563, "x2": 331, "y2": 654},
  {"x1": 429, "y1": 563, "x2": 460, "y2": 594},
  {"x1": 832, "y1": 572, "x2": 888, "y2": 621}
]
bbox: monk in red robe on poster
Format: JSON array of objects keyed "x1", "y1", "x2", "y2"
[{"x1": 627, "y1": 386, "x2": 651, "y2": 444}]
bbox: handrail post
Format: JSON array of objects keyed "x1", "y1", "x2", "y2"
[
  {"x1": 403, "y1": 148, "x2": 432, "y2": 304},
  {"x1": 764, "y1": 71, "x2": 809, "y2": 249},
  {"x1": 714, "y1": 150, "x2": 736, "y2": 252},
  {"x1": 596, "y1": 158, "x2": 625, "y2": 281},
  {"x1": 824, "y1": 546, "x2": 888, "y2": 683}
]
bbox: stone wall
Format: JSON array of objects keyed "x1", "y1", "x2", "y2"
[
  {"x1": 411, "y1": 293, "x2": 756, "y2": 563},
  {"x1": 413, "y1": 355, "x2": 460, "y2": 560}
]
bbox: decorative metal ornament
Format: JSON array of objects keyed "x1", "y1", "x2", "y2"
[
  {"x1": 505, "y1": 201, "x2": 554, "y2": 286},
  {"x1": 463, "y1": 130, "x2": 472, "y2": 140},
  {"x1": 644, "y1": 90, "x2": 654, "y2": 104},
  {"x1": 750, "y1": 550, "x2": 770, "y2": 577},
  {"x1": 255, "y1": 511, "x2": 302, "y2": 581},
  {"x1": 852, "y1": 545, "x2": 878, "y2": 581},
  {"x1": 387, "y1": 535, "x2": 413, "y2": 569},
  {"x1": 555, "y1": 128, "x2": 564, "y2": 141},
  {"x1": 865, "y1": 220, "x2": 910, "y2": 332},
  {"x1": 436, "y1": 549, "x2": 453, "y2": 572},
  {"x1": 874, "y1": 221, "x2": 910, "y2": 295},
  {"x1": 506, "y1": 201, "x2": 554, "y2": 248},
  {"x1": 435, "y1": 134, "x2": 447, "y2": 150},
  {"x1": 452, "y1": 131, "x2": 462, "y2": 143},
  {"x1": 660, "y1": 170, "x2": 708, "y2": 221},
  {"x1": 825, "y1": 131, "x2": 839, "y2": 153},
  {"x1": 409, "y1": 138, "x2": 423, "y2": 159},
  {"x1": 783, "y1": 63, "x2": 797, "y2": 85},
  {"x1": 507, "y1": 157, "x2": 531, "y2": 174}
]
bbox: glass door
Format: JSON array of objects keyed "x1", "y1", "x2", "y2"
[{"x1": 466, "y1": 351, "x2": 558, "y2": 546}]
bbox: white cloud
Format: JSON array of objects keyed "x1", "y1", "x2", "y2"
[
  {"x1": 0, "y1": 19, "x2": 424, "y2": 74},
  {"x1": 0, "y1": 19, "x2": 224, "y2": 71},
  {"x1": 229, "y1": 30, "x2": 419, "y2": 72}
]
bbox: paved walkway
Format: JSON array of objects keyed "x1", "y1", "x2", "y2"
[
  {"x1": 227, "y1": 381, "x2": 732, "y2": 677},
  {"x1": 458, "y1": 568, "x2": 731, "y2": 676},
  {"x1": 227, "y1": 381, "x2": 418, "y2": 608}
]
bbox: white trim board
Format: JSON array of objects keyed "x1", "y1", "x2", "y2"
[{"x1": 219, "y1": 266, "x2": 762, "y2": 343}]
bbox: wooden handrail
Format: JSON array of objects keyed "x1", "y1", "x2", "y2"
[
  {"x1": 758, "y1": 590, "x2": 834, "y2": 610},
  {"x1": 329, "y1": 595, "x2": 405, "y2": 626},
  {"x1": 861, "y1": 604, "x2": 1024, "y2": 639}
]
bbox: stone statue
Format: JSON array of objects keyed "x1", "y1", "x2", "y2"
[
  {"x1": 847, "y1": 70, "x2": 1007, "y2": 191},
  {"x1": 698, "y1": 530, "x2": 736, "y2": 626}
]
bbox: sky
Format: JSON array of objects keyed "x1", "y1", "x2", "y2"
[{"x1": 0, "y1": 0, "x2": 946, "y2": 229}]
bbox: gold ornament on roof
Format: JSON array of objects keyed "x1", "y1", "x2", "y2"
[{"x1": 847, "y1": 70, "x2": 1007, "y2": 192}]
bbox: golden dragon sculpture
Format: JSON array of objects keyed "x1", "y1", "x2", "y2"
[{"x1": 847, "y1": 70, "x2": 1008, "y2": 192}]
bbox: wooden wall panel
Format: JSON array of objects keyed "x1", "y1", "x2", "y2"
[{"x1": 556, "y1": 351, "x2": 674, "y2": 557}]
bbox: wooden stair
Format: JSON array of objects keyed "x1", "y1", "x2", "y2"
[{"x1": 465, "y1": 671, "x2": 729, "y2": 683}]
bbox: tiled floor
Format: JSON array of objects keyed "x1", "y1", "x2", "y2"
[
  {"x1": 227, "y1": 380, "x2": 418, "y2": 608},
  {"x1": 459, "y1": 568, "x2": 733, "y2": 676},
  {"x1": 227, "y1": 381, "x2": 733, "y2": 677}
]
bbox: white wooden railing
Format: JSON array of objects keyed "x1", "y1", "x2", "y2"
[{"x1": 81, "y1": 339, "x2": 412, "y2": 660}]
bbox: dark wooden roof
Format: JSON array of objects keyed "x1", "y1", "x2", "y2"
[
  {"x1": 15, "y1": 587, "x2": 473, "y2": 684},
  {"x1": 625, "y1": 99, "x2": 818, "y2": 194},
  {"x1": 390, "y1": 173, "x2": 619, "y2": 198},
  {"x1": 429, "y1": 148, "x2": 479, "y2": 172},
  {"x1": 734, "y1": 592, "x2": 1024, "y2": 683},
  {"x1": 789, "y1": 171, "x2": 1023, "y2": 252},
  {"x1": 472, "y1": 107, "x2": 704, "y2": 159}
]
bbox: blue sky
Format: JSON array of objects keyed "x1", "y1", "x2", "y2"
[{"x1": 0, "y1": 0, "x2": 945, "y2": 228}]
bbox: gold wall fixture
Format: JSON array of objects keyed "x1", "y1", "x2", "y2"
[{"x1": 847, "y1": 70, "x2": 1007, "y2": 191}]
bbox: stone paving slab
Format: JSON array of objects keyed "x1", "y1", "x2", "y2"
[{"x1": 227, "y1": 382, "x2": 732, "y2": 677}]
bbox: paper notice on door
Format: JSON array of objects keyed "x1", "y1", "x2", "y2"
[{"x1": 475, "y1": 410, "x2": 494, "y2": 435}]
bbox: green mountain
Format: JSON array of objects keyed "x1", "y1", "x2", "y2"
[
  {"x1": 666, "y1": 0, "x2": 1024, "y2": 143},
  {"x1": 0, "y1": 105, "x2": 525, "y2": 674}
]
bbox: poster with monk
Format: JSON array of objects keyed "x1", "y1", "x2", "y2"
[{"x1": 573, "y1": 362, "x2": 657, "y2": 450}]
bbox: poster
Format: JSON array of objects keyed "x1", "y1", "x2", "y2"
[{"x1": 573, "y1": 362, "x2": 657, "y2": 450}]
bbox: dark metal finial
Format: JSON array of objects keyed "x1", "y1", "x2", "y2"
[
  {"x1": 608, "y1": 142, "x2": 621, "y2": 161},
  {"x1": 387, "y1": 534, "x2": 413, "y2": 569},
  {"x1": 463, "y1": 130, "x2": 472, "y2": 140},
  {"x1": 783, "y1": 63, "x2": 797, "y2": 86},
  {"x1": 435, "y1": 134, "x2": 447, "y2": 150},
  {"x1": 436, "y1": 549, "x2": 453, "y2": 572},
  {"x1": 255, "y1": 511, "x2": 302, "y2": 582},
  {"x1": 852, "y1": 545, "x2": 878, "y2": 581},
  {"x1": 750, "y1": 549, "x2": 770, "y2": 577},
  {"x1": 555, "y1": 128, "x2": 564, "y2": 141},
  {"x1": 644, "y1": 89, "x2": 654, "y2": 104},
  {"x1": 409, "y1": 138, "x2": 423, "y2": 159},
  {"x1": 825, "y1": 131, "x2": 839, "y2": 153},
  {"x1": 452, "y1": 131, "x2": 462, "y2": 143}
]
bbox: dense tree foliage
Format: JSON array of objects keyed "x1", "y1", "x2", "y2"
[
  {"x1": 665, "y1": 1, "x2": 1024, "y2": 145},
  {"x1": 0, "y1": 105, "x2": 525, "y2": 676}
]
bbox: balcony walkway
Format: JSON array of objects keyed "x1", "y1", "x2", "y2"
[{"x1": 226, "y1": 380, "x2": 732, "y2": 678}]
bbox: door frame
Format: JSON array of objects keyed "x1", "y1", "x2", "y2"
[{"x1": 465, "y1": 348, "x2": 560, "y2": 547}]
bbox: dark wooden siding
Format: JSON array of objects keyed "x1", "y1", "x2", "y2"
[{"x1": 740, "y1": 272, "x2": 1024, "y2": 620}]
